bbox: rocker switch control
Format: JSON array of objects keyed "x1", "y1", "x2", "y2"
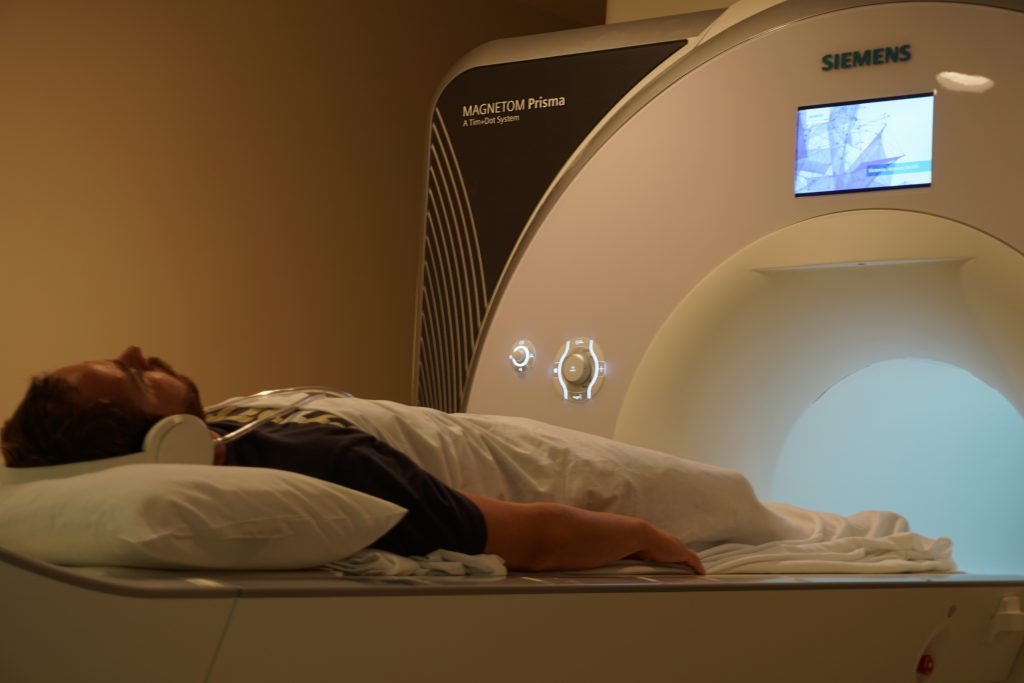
[{"x1": 553, "y1": 337, "x2": 606, "y2": 401}]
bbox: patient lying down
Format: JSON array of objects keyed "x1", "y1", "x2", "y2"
[{"x1": 0, "y1": 346, "x2": 954, "y2": 575}]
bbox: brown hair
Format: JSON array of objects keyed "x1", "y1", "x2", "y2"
[{"x1": 1, "y1": 375, "x2": 161, "y2": 467}]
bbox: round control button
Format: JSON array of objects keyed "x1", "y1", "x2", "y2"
[
  {"x1": 508, "y1": 339, "x2": 536, "y2": 375},
  {"x1": 562, "y1": 353, "x2": 592, "y2": 384},
  {"x1": 553, "y1": 337, "x2": 606, "y2": 401}
]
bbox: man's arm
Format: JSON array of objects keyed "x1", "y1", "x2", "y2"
[{"x1": 464, "y1": 493, "x2": 705, "y2": 574}]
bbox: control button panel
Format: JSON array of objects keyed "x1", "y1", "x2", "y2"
[
  {"x1": 553, "y1": 337, "x2": 606, "y2": 401},
  {"x1": 508, "y1": 339, "x2": 536, "y2": 375}
]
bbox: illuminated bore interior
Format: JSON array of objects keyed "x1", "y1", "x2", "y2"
[
  {"x1": 615, "y1": 210, "x2": 1024, "y2": 572},
  {"x1": 775, "y1": 357, "x2": 1024, "y2": 573}
]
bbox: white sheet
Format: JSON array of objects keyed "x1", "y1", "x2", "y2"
[
  {"x1": 234, "y1": 395, "x2": 956, "y2": 574},
  {"x1": 323, "y1": 549, "x2": 507, "y2": 577}
]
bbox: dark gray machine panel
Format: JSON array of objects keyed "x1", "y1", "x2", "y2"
[{"x1": 419, "y1": 39, "x2": 686, "y2": 412}]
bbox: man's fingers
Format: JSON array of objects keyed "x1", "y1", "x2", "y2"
[
  {"x1": 685, "y1": 550, "x2": 706, "y2": 575},
  {"x1": 638, "y1": 528, "x2": 707, "y2": 574}
]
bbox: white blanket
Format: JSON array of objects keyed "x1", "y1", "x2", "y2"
[{"x1": 236, "y1": 395, "x2": 956, "y2": 574}]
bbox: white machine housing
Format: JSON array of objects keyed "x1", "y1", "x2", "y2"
[{"x1": 456, "y1": 0, "x2": 1024, "y2": 555}]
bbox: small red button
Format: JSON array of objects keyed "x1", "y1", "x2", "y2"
[{"x1": 917, "y1": 653, "x2": 935, "y2": 675}]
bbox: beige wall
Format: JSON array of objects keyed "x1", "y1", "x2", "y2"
[
  {"x1": 607, "y1": 0, "x2": 729, "y2": 23},
  {"x1": 0, "y1": 1, "x2": 593, "y2": 418}
]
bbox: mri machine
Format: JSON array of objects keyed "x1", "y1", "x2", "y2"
[
  {"x1": 2, "y1": 1, "x2": 1024, "y2": 681},
  {"x1": 416, "y1": 0, "x2": 1024, "y2": 678}
]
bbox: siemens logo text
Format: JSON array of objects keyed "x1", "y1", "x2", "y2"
[{"x1": 822, "y1": 44, "x2": 911, "y2": 71}]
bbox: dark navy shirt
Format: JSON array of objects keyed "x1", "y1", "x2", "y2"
[{"x1": 208, "y1": 414, "x2": 486, "y2": 556}]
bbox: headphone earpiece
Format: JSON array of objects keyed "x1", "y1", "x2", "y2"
[{"x1": 143, "y1": 414, "x2": 214, "y2": 465}]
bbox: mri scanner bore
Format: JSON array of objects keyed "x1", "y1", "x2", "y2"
[{"x1": 773, "y1": 358, "x2": 1024, "y2": 574}]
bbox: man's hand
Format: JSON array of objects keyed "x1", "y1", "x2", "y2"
[
  {"x1": 628, "y1": 523, "x2": 705, "y2": 570},
  {"x1": 464, "y1": 493, "x2": 706, "y2": 574}
]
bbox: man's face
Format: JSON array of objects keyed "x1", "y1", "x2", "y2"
[{"x1": 52, "y1": 346, "x2": 204, "y2": 418}]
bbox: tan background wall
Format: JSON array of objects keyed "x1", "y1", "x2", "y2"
[
  {"x1": 606, "y1": 0, "x2": 730, "y2": 23},
  {"x1": 0, "y1": 0, "x2": 602, "y2": 418}
]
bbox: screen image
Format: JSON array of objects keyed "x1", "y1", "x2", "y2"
[{"x1": 794, "y1": 93, "x2": 934, "y2": 196}]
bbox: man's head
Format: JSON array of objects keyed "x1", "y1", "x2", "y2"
[{"x1": 1, "y1": 346, "x2": 204, "y2": 467}]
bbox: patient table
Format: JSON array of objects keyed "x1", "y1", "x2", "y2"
[{"x1": 4, "y1": 544, "x2": 1024, "y2": 682}]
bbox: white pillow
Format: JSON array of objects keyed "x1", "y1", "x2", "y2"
[{"x1": 0, "y1": 464, "x2": 406, "y2": 569}]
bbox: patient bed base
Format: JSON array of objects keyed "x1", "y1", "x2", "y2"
[{"x1": 3, "y1": 545, "x2": 1024, "y2": 683}]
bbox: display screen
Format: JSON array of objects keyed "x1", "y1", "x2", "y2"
[{"x1": 794, "y1": 92, "x2": 934, "y2": 196}]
